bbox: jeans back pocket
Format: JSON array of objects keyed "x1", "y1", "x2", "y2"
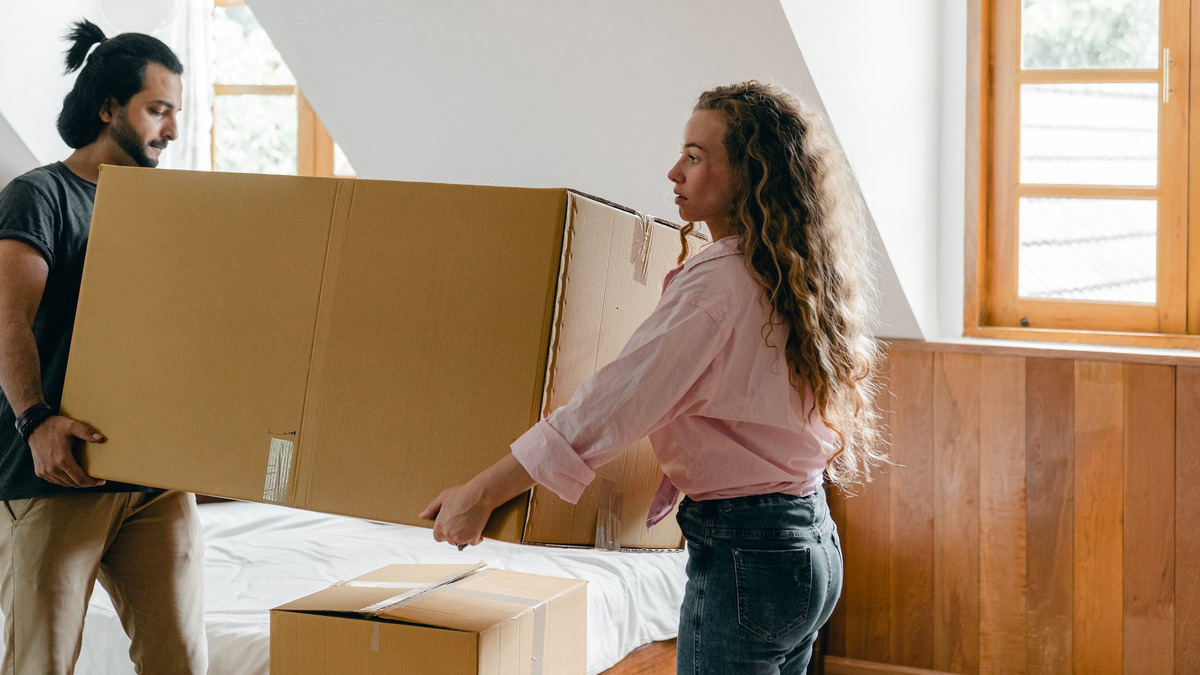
[{"x1": 733, "y1": 547, "x2": 812, "y2": 642}]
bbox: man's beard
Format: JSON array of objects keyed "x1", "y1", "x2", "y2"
[{"x1": 111, "y1": 110, "x2": 163, "y2": 168}]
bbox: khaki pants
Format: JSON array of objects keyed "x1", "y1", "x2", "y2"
[{"x1": 0, "y1": 491, "x2": 207, "y2": 675}]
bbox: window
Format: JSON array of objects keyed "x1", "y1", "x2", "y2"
[
  {"x1": 212, "y1": 0, "x2": 354, "y2": 177},
  {"x1": 973, "y1": 0, "x2": 1195, "y2": 346}
]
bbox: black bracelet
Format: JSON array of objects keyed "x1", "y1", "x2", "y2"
[{"x1": 15, "y1": 402, "x2": 54, "y2": 442}]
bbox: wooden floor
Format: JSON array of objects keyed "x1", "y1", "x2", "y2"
[
  {"x1": 600, "y1": 637, "x2": 828, "y2": 674},
  {"x1": 601, "y1": 639, "x2": 676, "y2": 674}
]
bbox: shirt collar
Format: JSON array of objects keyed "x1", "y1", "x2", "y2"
[
  {"x1": 686, "y1": 235, "x2": 741, "y2": 268},
  {"x1": 663, "y1": 234, "x2": 741, "y2": 290}
]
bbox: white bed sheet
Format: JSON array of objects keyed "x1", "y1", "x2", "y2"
[{"x1": 18, "y1": 501, "x2": 684, "y2": 675}]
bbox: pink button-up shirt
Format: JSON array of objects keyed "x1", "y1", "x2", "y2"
[{"x1": 511, "y1": 235, "x2": 834, "y2": 527}]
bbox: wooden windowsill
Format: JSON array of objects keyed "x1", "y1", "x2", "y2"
[{"x1": 893, "y1": 329, "x2": 1200, "y2": 367}]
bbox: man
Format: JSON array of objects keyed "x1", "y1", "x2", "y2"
[{"x1": 0, "y1": 20, "x2": 206, "y2": 674}]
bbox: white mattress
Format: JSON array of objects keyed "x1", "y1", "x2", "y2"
[{"x1": 13, "y1": 500, "x2": 684, "y2": 675}]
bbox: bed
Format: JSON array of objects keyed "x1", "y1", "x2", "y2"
[{"x1": 9, "y1": 500, "x2": 685, "y2": 674}]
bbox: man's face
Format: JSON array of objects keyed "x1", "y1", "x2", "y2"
[{"x1": 104, "y1": 62, "x2": 182, "y2": 168}]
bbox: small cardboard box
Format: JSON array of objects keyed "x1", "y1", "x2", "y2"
[
  {"x1": 63, "y1": 167, "x2": 702, "y2": 547},
  {"x1": 270, "y1": 563, "x2": 586, "y2": 674}
]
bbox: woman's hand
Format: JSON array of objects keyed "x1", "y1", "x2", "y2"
[
  {"x1": 420, "y1": 483, "x2": 491, "y2": 549},
  {"x1": 418, "y1": 453, "x2": 538, "y2": 551}
]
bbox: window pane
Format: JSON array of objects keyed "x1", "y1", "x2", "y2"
[
  {"x1": 1020, "y1": 83, "x2": 1157, "y2": 186},
  {"x1": 214, "y1": 95, "x2": 297, "y2": 175},
  {"x1": 333, "y1": 142, "x2": 356, "y2": 177},
  {"x1": 1018, "y1": 197, "x2": 1156, "y2": 303},
  {"x1": 1021, "y1": 0, "x2": 1158, "y2": 70},
  {"x1": 214, "y1": 5, "x2": 295, "y2": 85}
]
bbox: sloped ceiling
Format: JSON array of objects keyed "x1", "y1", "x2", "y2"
[
  {"x1": 248, "y1": 0, "x2": 923, "y2": 338},
  {"x1": 0, "y1": 111, "x2": 38, "y2": 188},
  {"x1": 0, "y1": 0, "x2": 928, "y2": 338}
]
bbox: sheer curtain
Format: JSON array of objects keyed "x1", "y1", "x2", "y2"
[{"x1": 156, "y1": 0, "x2": 214, "y2": 171}]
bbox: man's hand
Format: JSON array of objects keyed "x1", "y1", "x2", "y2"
[
  {"x1": 420, "y1": 483, "x2": 491, "y2": 549},
  {"x1": 28, "y1": 415, "x2": 105, "y2": 488}
]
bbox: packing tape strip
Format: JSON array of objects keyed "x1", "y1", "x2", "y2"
[
  {"x1": 630, "y1": 212, "x2": 653, "y2": 284},
  {"x1": 343, "y1": 581, "x2": 428, "y2": 589},
  {"x1": 443, "y1": 586, "x2": 548, "y2": 675},
  {"x1": 262, "y1": 438, "x2": 294, "y2": 503},
  {"x1": 356, "y1": 588, "x2": 425, "y2": 613},
  {"x1": 354, "y1": 563, "x2": 486, "y2": 616}
]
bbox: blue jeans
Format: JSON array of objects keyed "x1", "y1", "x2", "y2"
[{"x1": 675, "y1": 491, "x2": 842, "y2": 674}]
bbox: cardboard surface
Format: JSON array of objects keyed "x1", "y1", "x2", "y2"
[
  {"x1": 522, "y1": 196, "x2": 695, "y2": 548},
  {"x1": 270, "y1": 564, "x2": 586, "y2": 675},
  {"x1": 65, "y1": 167, "x2": 698, "y2": 547},
  {"x1": 65, "y1": 170, "x2": 334, "y2": 500}
]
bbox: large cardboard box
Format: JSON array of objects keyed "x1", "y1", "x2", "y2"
[
  {"x1": 270, "y1": 563, "x2": 586, "y2": 674},
  {"x1": 63, "y1": 167, "x2": 702, "y2": 547}
]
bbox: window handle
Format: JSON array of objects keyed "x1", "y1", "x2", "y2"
[{"x1": 1164, "y1": 48, "x2": 1174, "y2": 103}]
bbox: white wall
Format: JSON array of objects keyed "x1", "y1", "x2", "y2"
[
  {"x1": 0, "y1": 0, "x2": 190, "y2": 168},
  {"x1": 782, "y1": 1, "x2": 946, "y2": 339},
  {"x1": 0, "y1": 0, "x2": 938, "y2": 339},
  {"x1": 0, "y1": 0, "x2": 104, "y2": 165},
  {"x1": 249, "y1": 0, "x2": 924, "y2": 338},
  {"x1": 939, "y1": 3, "x2": 968, "y2": 339},
  {"x1": 0, "y1": 111, "x2": 38, "y2": 188}
]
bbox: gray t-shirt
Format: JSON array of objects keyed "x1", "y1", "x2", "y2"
[{"x1": 0, "y1": 162, "x2": 151, "y2": 499}]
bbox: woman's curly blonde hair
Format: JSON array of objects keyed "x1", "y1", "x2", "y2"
[{"x1": 682, "y1": 80, "x2": 886, "y2": 492}]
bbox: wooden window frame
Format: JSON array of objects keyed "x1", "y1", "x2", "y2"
[
  {"x1": 966, "y1": 0, "x2": 1200, "y2": 349},
  {"x1": 212, "y1": 0, "x2": 346, "y2": 178}
]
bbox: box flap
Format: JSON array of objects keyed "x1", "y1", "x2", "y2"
[
  {"x1": 522, "y1": 193, "x2": 703, "y2": 547},
  {"x1": 276, "y1": 562, "x2": 485, "y2": 615},
  {"x1": 377, "y1": 569, "x2": 584, "y2": 631},
  {"x1": 276, "y1": 564, "x2": 586, "y2": 637}
]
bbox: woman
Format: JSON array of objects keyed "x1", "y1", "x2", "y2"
[{"x1": 421, "y1": 80, "x2": 885, "y2": 673}]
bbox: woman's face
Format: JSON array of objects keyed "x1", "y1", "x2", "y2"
[{"x1": 667, "y1": 110, "x2": 736, "y2": 239}]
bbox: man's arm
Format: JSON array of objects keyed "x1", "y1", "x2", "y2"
[{"x1": 0, "y1": 239, "x2": 104, "y2": 488}]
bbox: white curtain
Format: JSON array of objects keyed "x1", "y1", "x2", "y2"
[{"x1": 155, "y1": 0, "x2": 214, "y2": 171}]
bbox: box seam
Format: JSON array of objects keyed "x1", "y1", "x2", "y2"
[
  {"x1": 522, "y1": 192, "x2": 578, "y2": 543},
  {"x1": 291, "y1": 178, "x2": 358, "y2": 509}
]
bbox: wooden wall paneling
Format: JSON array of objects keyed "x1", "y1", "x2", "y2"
[
  {"x1": 1123, "y1": 364, "x2": 1175, "y2": 674},
  {"x1": 1177, "y1": 367, "x2": 1200, "y2": 672},
  {"x1": 1024, "y1": 358, "x2": 1074, "y2": 674},
  {"x1": 885, "y1": 349, "x2": 936, "y2": 669},
  {"x1": 931, "y1": 353, "x2": 981, "y2": 673},
  {"x1": 1071, "y1": 361, "x2": 1125, "y2": 673},
  {"x1": 978, "y1": 355, "x2": 1027, "y2": 674},
  {"x1": 841, "y1": 350, "x2": 897, "y2": 661}
]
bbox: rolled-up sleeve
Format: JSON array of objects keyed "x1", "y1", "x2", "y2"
[
  {"x1": 511, "y1": 280, "x2": 729, "y2": 503},
  {"x1": 0, "y1": 179, "x2": 57, "y2": 268},
  {"x1": 511, "y1": 420, "x2": 595, "y2": 504}
]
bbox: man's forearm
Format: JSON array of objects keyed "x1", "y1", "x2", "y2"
[{"x1": 0, "y1": 316, "x2": 45, "y2": 415}]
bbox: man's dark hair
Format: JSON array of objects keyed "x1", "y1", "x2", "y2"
[{"x1": 56, "y1": 19, "x2": 184, "y2": 149}]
